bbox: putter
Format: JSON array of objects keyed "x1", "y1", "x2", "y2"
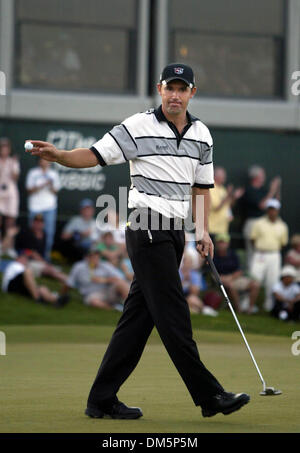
[{"x1": 206, "y1": 254, "x2": 282, "y2": 396}]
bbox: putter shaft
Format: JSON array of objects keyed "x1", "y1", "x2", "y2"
[
  {"x1": 207, "y1": 255, "x2": 266, "y2": 392},
  {"x1": 219, "y1": 283, "x2": 266, "y2": 392}
]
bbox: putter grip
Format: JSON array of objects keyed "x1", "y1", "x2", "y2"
[{"x1": 206, "y1": 254, "x2": 222, "y2": 286}]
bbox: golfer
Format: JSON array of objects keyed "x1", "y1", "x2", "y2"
[{"x1": 26, "y1": 63, "x2": 249, "y2": 419}]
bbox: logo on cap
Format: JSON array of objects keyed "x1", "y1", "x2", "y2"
[{"x1": 174, "y1": 67, "x2": 184, "y2": 75}]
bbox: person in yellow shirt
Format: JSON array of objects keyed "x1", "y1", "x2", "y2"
[
  {"x1": 250, "y1": 198, "x2": 288, "y2": 311},
  {"x1": 209, "y1": 167, "x2": 244, "y2": 237}
]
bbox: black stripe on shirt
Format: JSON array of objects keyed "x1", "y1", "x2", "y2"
[
  {"x1": 121, "y1": 124, "x2": 138, "y2": 150},
  {"x1": 109, "y1": 132, "x2": 128, "y2": 161},
  {"x1": 137, "y1": 153, "x2": 200, "y2": 161},
  {"x1": 135, "y1": 136, "x2": 211, "y2": 147},
  {"x1": 131, "y1": 174, "x2": 191, "y2": 185},
  {"x1": 130, "y1": 186, "x2": 189, "y2": 202},
  {"x1": 90, "y1": 147, "x2": 107, "y2": 167}
]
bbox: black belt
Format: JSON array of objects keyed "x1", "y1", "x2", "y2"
[{"x1": 130, "y1": 208, "x2": 185, "y2": 230}]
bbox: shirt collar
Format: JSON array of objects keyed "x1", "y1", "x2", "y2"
[{"x1": 154, "y1": 105, "x2": 198, "y2": 125}]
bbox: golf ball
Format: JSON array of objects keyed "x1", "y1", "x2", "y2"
[{"x1": 24, "y1": 142, "x2": 33, "y2": 151}]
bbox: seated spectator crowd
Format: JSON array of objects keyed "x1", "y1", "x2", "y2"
[{"x1": 0, "y1": 155, "x2": 299, "y2": 322}]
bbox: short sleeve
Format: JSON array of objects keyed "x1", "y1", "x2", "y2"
[
  {"x1": 90, "y1": 121, "x2": 138, "y2": 167},
  {"x1": 272, "y1": 281, "x2": 281, "y2": 294},
  {"x1": 192, "y1": 123, "x2": 214, "y2": 188},
  {"x1": 250, "y1": 220, "x2": 260, "y2": 240},
  {"x1": 193, "y1": 144, "x2": 214, "y2": 188},
  {"x1": 62, "y1": 217, "x2": 78, "y2": 234},
  {"x1": 51, "y1": 170, "x2": 61, "y2": 191}
]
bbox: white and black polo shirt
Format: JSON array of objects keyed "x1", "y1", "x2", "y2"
[{"x1": 90, "y1": 105, "x2": 214, "y2": 219}]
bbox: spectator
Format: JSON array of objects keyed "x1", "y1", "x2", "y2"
[
  {"x1": 271, "y1": 266, "x2": 300, "y2": 321},
  {"x1": 26, "y1": 158, "x2": 60, "y2": 261},
  {"x1": 213, "y1": 233, "x2": 260, "y2": 314},
  {"x1": 60, "y1": 198, "x2": 96, "y2": 262},
  {"x1": 250, "y1": 199, "x2": 288, "y2": 311},
  {"x1": 180, "y1": 254, "x2": 218, "y2": 316},
  {"x1": 95, "y1": 208, "x2": 127, "y2": 253},
  {"x1": 15, "y1": 213, "x2": 67, "y2": 283},
  {"x1": 208, "y1": 167, "x2": 244, "y2": 239},
  {"x1": 0, "y1": 137, "x2": 20, "y2": 257},
  {"x1": 241, "y1": 165, "x2": 281, "y2": 269},
  {"x1": 64, "y1": 246, "x2": 129, "y2": 310},
  {"x1": 1, "y1": 252, "x2": 68, "y2": 307},
  {"x1": 96, "y1": 231, "x2": 123, "y2": 267},
  {"x1": 285, "y1": 234, "x2": 300, "y2": 284}
]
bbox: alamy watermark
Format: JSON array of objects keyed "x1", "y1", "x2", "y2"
[
  {"x1": 95, "y1": 187, "x2": 205, "y2": 241},
  {"x1": 291, "y1": 331, "x2": 300, "y2": 356},
  {"x1": 0, "y1": 331, "x2": 6, "y2": 355},
  {"x1": 291, "y1": 71, "x2": 300, "y2": 95},
  {"x1": 0, "y1": 71, "x2": 6, "y2": 95}
]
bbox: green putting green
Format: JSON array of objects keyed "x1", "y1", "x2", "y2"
[{"x1": 0, "y1": 325, "x2": 299, "y2": 433}]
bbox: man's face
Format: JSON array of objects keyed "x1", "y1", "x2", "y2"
[
  {"x1": 81, "y1": 206, "x2": 94, "y2": 219},
  {"x1": 216, "y1": 240, "x2": 229, "y2": 253},
  {"x1": 0, "y1": 143, "x2": 11, "y2": 158},
  {"x1": 267, "y1": 207, "x2": 279, "y2": 221},
  {"x1": 282, "y1": 276, "x2": 293, "y2": 286},
  {"x1": 252, "y1": 169, "x2": 265, "y2": 187},
  {"x1": 39, "y1": 158, "x2": 50, "y2": 170},
  {"x1": 88, "y1": 252, "x2": 100, "y2": 266},
  {"x1": 214, "y1": 168, "x2": 226, "y2": 185},
  {"x1": 157, "y1": 80, "x2": 196, "y2": 116},
  {"x1": 102, "y1": 232, "x2": 114, "y2": 246},
  {"x1": 32, "y1": 217, "x2": 44, "y2": 232}
]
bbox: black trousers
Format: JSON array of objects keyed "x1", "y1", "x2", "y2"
[{"x1": 87, "y1": 216, "x2": 224, "y2": 408}]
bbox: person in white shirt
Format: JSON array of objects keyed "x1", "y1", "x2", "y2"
[
  {"x1": 25, "y1": 62, "x2": 250, "y2": 420},
  {"x1": 26, "y1": 158, "x2": 60, "y2": 261},
  {"x1": 271, "y1": 266, "x2": 300, "y2": 321},
  {"x1": 2, "y1": 252, "x2": 68, "y2": 307},
  {"x1": 64, "y1": 246, "x2": 129, "y2": 310}
]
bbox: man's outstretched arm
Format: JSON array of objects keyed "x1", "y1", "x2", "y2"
[{"x1": 25, "y1": 140, "x2": 98, "y2": 168}]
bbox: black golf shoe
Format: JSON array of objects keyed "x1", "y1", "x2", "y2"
[
  {"x1": 85, "y1": 401, "x2": 143, "y2": 420},
  {"x1": 201, "y1": 392, "x2": 250, "y2": 417}
]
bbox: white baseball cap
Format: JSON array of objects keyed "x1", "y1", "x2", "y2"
[
  {"x1": 265, "y1": 198, "x2": 281, "y2": 210},
  {"x1": 280, "y1": 265, "x2": 297, "y2": 278}
]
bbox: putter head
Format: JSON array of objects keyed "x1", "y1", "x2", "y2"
[{"x1": 260, "y1": 387, "x2": 282, "y2": 396}]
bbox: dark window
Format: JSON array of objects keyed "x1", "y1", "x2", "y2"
[
  {"x1": 170, "y1": 0, "x2": 286, "y2": 98},
  {"x1": 15, "y1": 0, "x2": 138, "y2": 94}
]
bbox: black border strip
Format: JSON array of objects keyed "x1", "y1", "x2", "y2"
[
  {"x1": 135, "y1": 153, "x2": 212, "y2": 164},
  {"x1": 131, "y1": 174, "x2": 191, "y2": 185},
  {"x1": 137, "y1": 153, "x2": 199, "y2": 161},
  {"x1": 135, "y1": 136, "x2": 211, "y2": 147},
  {"x1": 121, "y1": 124, "x2": 138, "y2": 150},
  {"x1": 192, "y1": 183, "x2": 214, "y2": 189},
  {"x1": 89, "y1": 147, "x2": 107, "y2": 167},
  {"x1": 130, "y1": 186, "x2": 188, "y2": 202}
]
